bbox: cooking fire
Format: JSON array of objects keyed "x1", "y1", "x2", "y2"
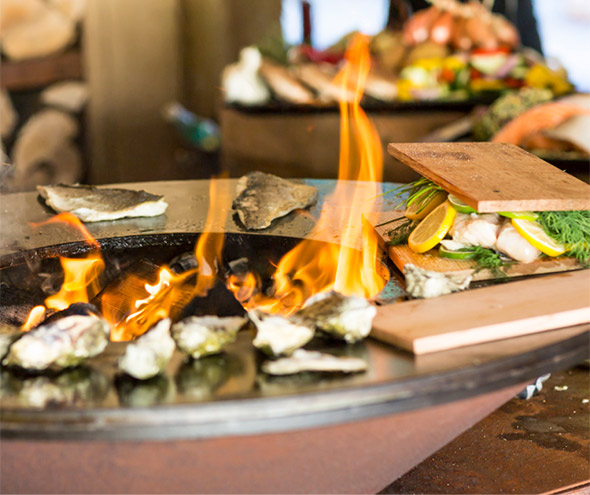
[{"x1": 1, "y1": 35, "x2": 388, "y2": 380}]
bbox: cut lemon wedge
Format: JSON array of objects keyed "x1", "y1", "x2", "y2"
[
  {"x1": 511, "y1": 218, "x2": 567, "y2": 257},
  {"x1": 499, "y1": 211, "x2": 538, "y2": 221},
  {"x1": 448, "y1": 194, "x2": 478, "y2": 214},
  {"x1": 405, "y1": 190, "x2": 448, "y2": 220},
  {"x1": 408, "y1": 200, "x2": 457, "y2": 253}
]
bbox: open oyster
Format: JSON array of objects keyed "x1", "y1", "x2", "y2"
[
  {"x1": 404, "y1": 264, "x2": 472, "y2": 299},
  {"x1": 2, "y1": 315, "x2": 110, "y2": 371},
  {"x1": 261, "y1": 349, "x2": 367, "y2": 376},
  {"x1": 249, "y1": 310, "x2": 314, "y2": 356},
  {"x1": 295, "y1": 291, "x2": 376, "y2": 343},
  {"x1": 119, "y1": 318, "x2": 175, "y2": 380},
  {"x1": 0, "y1": 325, "x2": 22, "y2": 361},
  {"x1": 171, "y1": 316, "x2": 246, "y2": 359}
]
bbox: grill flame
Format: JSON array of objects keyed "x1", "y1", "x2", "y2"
[{"x1": 227, "y1": 34, "x2": 386, "y2": 314}]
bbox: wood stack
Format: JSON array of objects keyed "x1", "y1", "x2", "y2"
[{"x1": 0, "y1": 0, "x2": 88, "y2": 191}]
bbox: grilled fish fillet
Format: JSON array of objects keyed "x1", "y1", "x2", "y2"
[{"x1": 37, "y1": 184, "x2": 168, "y2": 222}]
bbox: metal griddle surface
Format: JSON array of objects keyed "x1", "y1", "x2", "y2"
[{"x1": 0, "y1": 179, "x2": 588, "y2": 441}]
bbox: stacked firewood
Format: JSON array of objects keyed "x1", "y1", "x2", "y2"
[{"x1": 0, "y1": 0, "x2": 88, "y2": 191}]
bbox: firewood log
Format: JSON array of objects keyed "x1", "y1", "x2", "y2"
[
  {"x1": 11, "y1": 109, "x2": 80, "y2": 190},
  {"x1": 2, "y1": 8, "x2": 75, "y2": 60},
  {"x1": 47, "y1": 0, "x2": 87, "y2": 23},
  {"x1": 0, "y1": 90, "x2": 18, "y2": 139},
  {"x1": 41, "y1": 81, "x2": 89, "y2": 112},
  {"x1": 0, "y1": 0, "x2": 46, "y2": 39}
]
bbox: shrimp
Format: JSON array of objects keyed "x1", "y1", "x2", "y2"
[{"x1": 492, "y1": 102, "x2": 590, "y2": 146}]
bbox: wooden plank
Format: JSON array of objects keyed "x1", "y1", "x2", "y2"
[
  {"x1": 84, "y1": 0, "x2": 181, "y2": 184},
  {"x1": 371, "y1": 270, "x2": 590, "y2": 354},
  {"x1": 368, "y1": 210, "x2": 583, "y2": 281},
  {"x1": 387, "y1": 142, "x2": 590, "y2": 212},
  {"x1": 0, "y1": 50, "x2": 83, "y2": 91}
]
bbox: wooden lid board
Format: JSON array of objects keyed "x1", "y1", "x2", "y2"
[{"x1": 387, "y1": 142, "x2": 590, "y2": 212}]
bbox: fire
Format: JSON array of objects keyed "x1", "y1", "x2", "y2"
[
  {"x1": 22, "y1": 213, "x2": 105, "y2": 330},
  {"x1": 228, "y1": 34, "x2": 385, "y2": 314},
  {"x1": 106, "y1": 177, "x2": 232, "y2": 341}
]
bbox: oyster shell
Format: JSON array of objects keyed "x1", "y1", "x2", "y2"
[
  {"x1": 404, "y1": 264, "x2": 472, "y2": 299},
  {"x1": 0, "y1": 325, "x2": 22, "y2": 361},
  {"x1": 172, "y1": 316, "x2": 246, "y2": 359},
  {"x1": 261, "y1": 349, "x2": 367, "y2": 376},
  {"x1": 295, "y1": 291, "x2": 376, "y2": 343},
  {"x1": 249, "y1": 310, "x2": 314, "y2": 356},
  {"x1": 2, "y1": 315, "x2": 110, "y2": 371},
  {"x1": 233, "y1": 171, "x2": 318, "y2": 230},
  {"x1": 119, "y1": 318, "x2": 176, "y2": 380}
]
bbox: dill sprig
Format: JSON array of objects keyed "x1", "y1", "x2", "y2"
[
  {"x1": 537, "y1": 210, "x2": 590, "y2": 264},
  {"x1": 387, "y1": 218, "x2": 417, "y2": 246},
  {"x1": 382, "y1": 178, "x2": 444, "y2": 215},
  {"x1": 471, "y1": 246, "x2": 511, "y2": 278}
]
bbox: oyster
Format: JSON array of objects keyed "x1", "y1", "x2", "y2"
[
  {"x1": 1, "y1": 367, "x2": 109, "y2": 408},
  {"x1": 295, "y1": 291, "x2": 376, "y2": 343},
  {"x1": 172, "y1": 316, "x2": 246, "y2": 359},
  {"x1": 2, "y1": 315, "x2": 110, "y2": 371},
  {"x1": 261, "y1": 349, "x2": 367, "y2": 376},
  {"x1": 119, "y1": 318, "x2": 176, "y2": 380},
  {"x1": 250, "y1": 310, "x2": 314, "y2": 356},
  {"x1": 404, "y1": 263, "x2": 472, "y2": 299},
  {"x1": 0, "y1": 325, "x2": 22, "y2": 361},
  {"x1": 232, "y1": 171, "x2": 318, "y2": 230}
]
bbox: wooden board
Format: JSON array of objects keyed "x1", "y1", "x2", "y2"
[
  {"x1": 387, "y1": 142, "x2": 590, "y2": 212},
  {"x1": 368, "y1": 210, "x2": 582, "y2": 281},
  {"x1": 372, "y1": 269, "x2": 590, "y2": 354}
]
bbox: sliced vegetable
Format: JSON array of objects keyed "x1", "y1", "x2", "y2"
[
  {"x1": 405, "y1": 190, "x2": 448, "y2": 220},
  {"x1": 498, "y1": 211, "x2": 538, "y2": 221},
  {"x1": 408, "y1": 200, "x2": 457, "y2": 253},
  {"x1": 438, "y1": 246, "x2": 477, "y2": 260},
  {"x1": 511, "y1": 218, "x2": 567, "y2": 257},
  {"x1": 448, "y1": 194, "x2": 478, "y2": 214}
]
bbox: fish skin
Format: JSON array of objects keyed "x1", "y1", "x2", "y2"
[
  {"x1": 37, "y1": 184, "x2": 168, "y2": 222},
  {"x1": 232, "y1": 172, "x2": 318, "y2": 230}
]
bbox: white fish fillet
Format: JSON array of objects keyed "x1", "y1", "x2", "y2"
[
  {"x1": 495, "y1": 222, "x2": 541, "y2": 263},
  {"x1": 37, "y1": 184, "x2": 168, "y2": 222},
  {"x1": 450, "y1": 212, "x2": 501, "y2": 249}
]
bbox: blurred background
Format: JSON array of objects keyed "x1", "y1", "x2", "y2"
[{"x1": 1, "y1": 0, "x2": 588, "y2": 191}]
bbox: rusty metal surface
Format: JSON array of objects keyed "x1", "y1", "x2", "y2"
[
  {"x1": 0, "y1": 382, "x2": 526, "y2": 494},
  {"x1": 381, "y1": 366, "x2": 590, "y2": 494}
]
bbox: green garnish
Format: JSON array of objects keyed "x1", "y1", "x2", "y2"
[
  {"x1": 471, "y1": 246, "x2": 511, "y2": 278},
  {"x1": 382, "y1": 177, "x2": 444, "y2": 215},
  {"x1": 387, "y1": 218, "x2": 417, "y2": 246},
  {"x1": 537, "y1": 210, "x2": 590, "y2": 264}
]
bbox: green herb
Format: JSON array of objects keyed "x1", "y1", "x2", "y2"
[
  {"x1": 537, "y1": 210, "x2": 590, "y2": 264},
  {"x1": 387, "y1": 218, "x2": 417, "y2": 246},
  {"x1": 471, "y1": 246, "x2": 510, "y2": 277},
  {"x1": 381, "y1": 177, "x2": 444, "y2": 215}
]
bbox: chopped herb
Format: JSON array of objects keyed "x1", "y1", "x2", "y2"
[
  {"x1": 381, "y1": 178, "x2": 444, "y2": 215},
  {"x1": 537, "y1": 210, "x2": 590, "y2": 265},
  {"x1": 471, "y1": 246, "x2": 510, "y2": 277},
  {"x1": 387, "y1": 218, "x2": 417, "y2": 246}
]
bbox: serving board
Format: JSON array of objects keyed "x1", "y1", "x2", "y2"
[
  {"x1": 368, "y1": 210, "x2": 582, "y2": 281},
  {"x1": 387, "y1": 142, "x2": 590, "y2": 212},
  {"x1": 372, "y1": 270, "x2": 590, "y2": 354}
]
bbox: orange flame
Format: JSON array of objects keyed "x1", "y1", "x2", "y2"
[
  {"x1": 22, "y1": 213, "x2": 105, "y2": 329},
  {"x1": 106, "y1": 176, "x2": 232, "y2": 341},
  {"x1": 228, "y1": 34, "x2": 385, "y2": 314}
]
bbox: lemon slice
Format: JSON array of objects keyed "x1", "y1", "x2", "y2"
[
  {"x1": 448, "y1": 194, "x2": 478, "y2": 214},
  {"x1": 499, "y1": 211, "x2": 539, "y2": 221},
  {"x1": 405, "y1": 190, "x2": 448, "y2": 220},
  {"x1": 408, "y1": 201, "x2": 457, "y2": 254},
  {"x1": 511, "y1": 218, "x2": 567, "y2": 257}
]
